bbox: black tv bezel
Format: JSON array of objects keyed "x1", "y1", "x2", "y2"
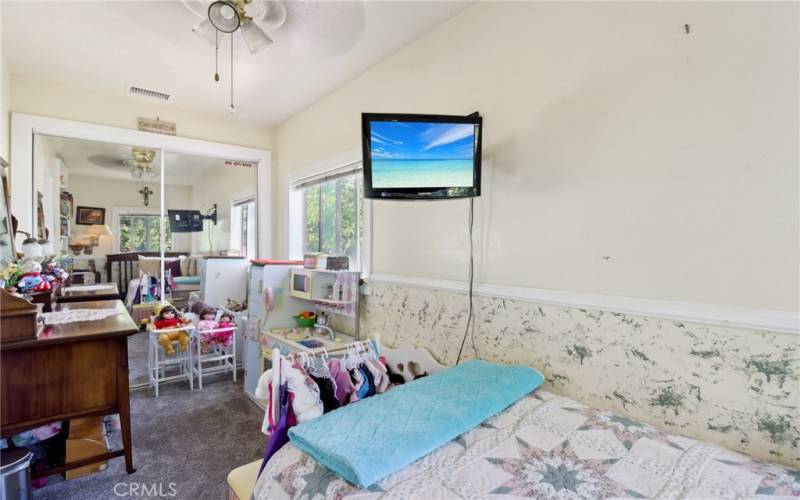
[
  {"x1": 361, "y1": 112, "x2": 482, "y2": 200},
  {"x1": 167, "y1": 209, "x2": 204, "y2": 233}
]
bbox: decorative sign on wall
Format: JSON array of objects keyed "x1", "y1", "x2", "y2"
[
  {"x1": 224, "y1": 160, "x2": 256, "y2": 168},
  {"x1": 138, "y1": 117, "x2": 177, "y2": 136}
]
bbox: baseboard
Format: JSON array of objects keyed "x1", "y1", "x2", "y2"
[{"x1": 368, "y1": 273, "x2": 799, "y2": 335}]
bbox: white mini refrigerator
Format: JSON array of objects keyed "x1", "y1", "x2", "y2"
[{"x1": 244, "y1": 261, "x2": 307, "y2": 398}]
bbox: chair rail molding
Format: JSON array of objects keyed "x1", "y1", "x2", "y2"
[{"x1": 368, "y1": 273, "x2": 800, "y2": 335}]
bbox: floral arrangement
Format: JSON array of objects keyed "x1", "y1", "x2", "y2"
[
  {"x1": 1, "y1": 252, "x2": 70, "y2": 294},
  {"x1": 0, "y1": 259, "x2": 24, "y2": 290}
]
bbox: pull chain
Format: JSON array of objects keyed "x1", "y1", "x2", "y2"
[
  {"x1": 229, "y1": 32, "x2": 235, "y2": 113},
  {"x1": 214, "y1": 29, "x2": 219, "y2": 82}
]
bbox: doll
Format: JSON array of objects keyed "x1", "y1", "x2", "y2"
[
  {"x1": 152, "y1": 303, "x2": 189, "y2": 355},
  {"x1": 212, "y1": 312, "x2": 236, "y2": 347},
  {"x1": 197, "y1": 307, "x2": 218, "y2": 332},
  {"x1": 197, "y1": 308, "x2": 218, "y2": 352}
]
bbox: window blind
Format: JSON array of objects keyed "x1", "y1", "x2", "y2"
[{"x1": 291, "y1": 161, "x2": 362, "y2": 190}]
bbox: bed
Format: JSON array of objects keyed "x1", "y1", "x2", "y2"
[
  {"x1": 106, "y1": 252, "x2": 204, "y2": 312},
  {"x1": 230, "y1": 347, "x2": 800, "y2": 500},
  {"x1": 106, "y1": 251, "x2": 188, "y2": 298}
]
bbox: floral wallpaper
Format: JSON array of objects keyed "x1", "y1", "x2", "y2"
[{"x1": 361, "y1": 282, "x2": 800, "y2": 468}]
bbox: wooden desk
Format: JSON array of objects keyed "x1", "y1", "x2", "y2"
[
  {"x1": 28, "y1": 282, "x2": 59, "y2": 312},
  {"x1": 57, "y1": 282, "x2": 121, "y2": 303},
  {"x1": 1, "y1": 299, "x2": 137, "y2": 477}
]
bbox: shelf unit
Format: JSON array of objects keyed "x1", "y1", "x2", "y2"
[{"x1": 292, "y1": 269, "x2": 361, "y2": 339}]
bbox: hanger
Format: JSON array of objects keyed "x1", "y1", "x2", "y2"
[{"x1": 346, "y1": 344, "x2": 357, "y2": 371}]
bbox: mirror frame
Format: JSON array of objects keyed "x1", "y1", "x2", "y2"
[
  {"x1": 0, "y1": 156, "x2": 16, "y2": 258},
  {"x1": 10, "y1": 113, "x2": 272, "y2": 259}
]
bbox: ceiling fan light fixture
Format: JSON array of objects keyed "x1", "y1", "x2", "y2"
[
  {"x1": 192, "y1": 18, "x2": 218, "y2": 45},
  {"x1": 241, "y1": 21, "x2": 273, "y2": 54},
  {"x1": 208, "y1": 0, "x2": 241, "y2": 33},
  {"x1": 130, "y1": 167, "x2": 143, "y2": 179}
]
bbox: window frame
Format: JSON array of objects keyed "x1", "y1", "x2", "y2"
[
  {"x1": 230, "y1": 194, "x2": 257, "y2": 260},
  {"x1": 117, "y1": 212, "x2": 173, "y2": 253},
  {"x1": 286, "y1": 148, "x2": 371, "y2": 276},
  {"x1": 300, "y1": 175, "x2": 361, "y2": 261}
]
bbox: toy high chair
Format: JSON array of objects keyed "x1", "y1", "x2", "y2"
[
  {"x1": 146, "y1": 305, "x2": 194, "y2": 397},
  {"x1": 190, "y1": 311, "x2": 238, "y2": 389}
]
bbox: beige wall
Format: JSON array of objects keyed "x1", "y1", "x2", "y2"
[
  {"x1": 274, "y1": 1, "x2": 799, "y2": 312},
  {"x1": 190, "y1": 165, "x2": 256, "y2": 255},
  {"x1": 0, "y1": 1, "x2": 9, "y2": 160},
  {"x1": 68, "y1": 173, "x2": 193, "y2": 256},
  {"x1": 9, "y1": 74, "x2": 275, "y2": 151}
]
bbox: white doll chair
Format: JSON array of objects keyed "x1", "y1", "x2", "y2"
[
  {"x1": 146, "y1": 319, "x2": 195, "y2": 397},
  {"x1": 190, "y1": 309, "x2": 237, "y2": 389}
]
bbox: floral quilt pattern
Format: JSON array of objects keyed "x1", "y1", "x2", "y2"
[{"x1": 253, "y1": 391, "x2": 800, "y2": 499}]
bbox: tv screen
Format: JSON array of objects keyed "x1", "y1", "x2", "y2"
[
  {"x1": 167, "y1": 210, "x2": 204, "y2": 233},
  {"x1": 362, "y1": 113, "x2": 482, "y2": 199}
]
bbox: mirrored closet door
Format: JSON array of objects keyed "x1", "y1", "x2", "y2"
[{"x1": 32, "y1": 135, "x2": 259, "y2": 387}]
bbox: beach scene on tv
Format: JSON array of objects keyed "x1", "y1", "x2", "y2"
[{"x1": 370, "y1": 121, "x2": 477, "y2": 188}]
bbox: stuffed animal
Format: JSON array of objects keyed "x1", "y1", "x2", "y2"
[
  {"x1": 17, "y1": 261, "x2": 50, "y2": 293},
  {"x1": 47, "y1": 262, "x2": 69, "y2": 282},
  {"x1": 152, "y1": 303, "x2": 189, "y2": 355}
]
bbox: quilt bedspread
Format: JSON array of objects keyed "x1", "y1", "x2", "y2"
[
  {"x1": 253, "y1": 391, "x2": 800, "y2": 499},
  {"x1": 288, "y1": 360, "x2": 544, "y2": 488}
]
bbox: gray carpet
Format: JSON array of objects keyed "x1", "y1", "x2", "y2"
[
  {"x1": 128, "y1": 331, "x2": 149, "y2": 386},
  {"x1": 34, "y1": 377, "x2": 265, "y2": 500}
]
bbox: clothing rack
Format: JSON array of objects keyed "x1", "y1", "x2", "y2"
[{"x1": 269, "y1": 338, "x2": 379, "y2": 422}]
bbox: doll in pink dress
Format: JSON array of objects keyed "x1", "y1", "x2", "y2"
[
  {"x1": 197, "y1": 308, "x2": 218, "y2": 352},
  {"x1": 213, "y1": 312, "x2": 236, "y2": 347}
]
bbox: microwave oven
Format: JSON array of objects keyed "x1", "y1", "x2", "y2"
[{"x1": 289, "y1": 269, "x2": 313, "y2": 300}]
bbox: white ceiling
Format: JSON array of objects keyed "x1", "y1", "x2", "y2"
[
  {"x1": 40, "y1": 134, "x2": 248, "y2": 186},
  {"x1": 3, "y1": 1, "x2": 472, "y2": 126}
]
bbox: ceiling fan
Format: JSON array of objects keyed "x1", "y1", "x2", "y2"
[
  {"x1": 88, "y1": 148, "x2": 159, "y2": 180},
  {"x1": 182, "y1": 0, "x2": 287, "y2": 112},
  {"x1": 183, "y1": 0, "x2": 287, "y2": 54}
]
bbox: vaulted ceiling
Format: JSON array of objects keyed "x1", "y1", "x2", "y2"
[{"x1": 3, "y1": 1, "x2": 471, "y2": 125}]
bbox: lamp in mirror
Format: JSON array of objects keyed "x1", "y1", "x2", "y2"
[
  {"x1": 84, "y1": 225, "x2": 113, "y2": 254},
  {"x1": 19, "y1": 233, "x2": 42, "y2": 260}
]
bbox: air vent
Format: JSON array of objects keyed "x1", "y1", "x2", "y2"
[{"x1": 129, "y1": 86, "x2": 171, "y2": 101}]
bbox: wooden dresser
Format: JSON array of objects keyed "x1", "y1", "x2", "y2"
[{"x1": 0, "y1": 297, "x2": 138, "y2": 477}]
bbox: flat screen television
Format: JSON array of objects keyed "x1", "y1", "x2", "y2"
[
  {"x1": 361, "y1": 112, "x2": 482, "y2": 199},
  {"x1": 167, "y1": 210, "x2": 204, "y2": 233}
]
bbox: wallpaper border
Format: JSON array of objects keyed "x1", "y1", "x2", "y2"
[{"x1": 369, "y1": 273, "x2": 799, "y2": 335}]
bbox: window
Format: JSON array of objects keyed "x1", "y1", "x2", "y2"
[
  {"x1": 119, "y1": 214, "x2": 172, "y2": 252},
  {"x1": 230, "y1": 196, "x2": 257, "y2": 259},
  {"x1": 292, "y1": 164, "x2": 365, "y2": 269}
]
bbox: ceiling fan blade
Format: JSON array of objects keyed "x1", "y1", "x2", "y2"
[
  {"x1": 87, "y1": 154, "x2": 124, "y2": 169},
  {"x1": 251, "y1": 0, "x2": 287, "y2": 32},
  {"x1": 241, "y1": 20, "x2": 273, "y2": 54},
  {"x1": 192, "y1": 18, "x2": 217, "y2": 45},
  {"x1": 181, "y1": 0, "x2": 210, "y2": 19}
]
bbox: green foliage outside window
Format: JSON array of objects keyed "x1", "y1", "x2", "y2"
[
  {"x1": 119, "y1": 214, "x2": 172, "y2": 252},
  {"x1": 303, "y1": 175, "x2": 361, "y2": 263}
]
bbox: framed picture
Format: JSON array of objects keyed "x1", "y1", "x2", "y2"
[{"x1": 76, "y1": 206, "x2": 105, "y2": 225}]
